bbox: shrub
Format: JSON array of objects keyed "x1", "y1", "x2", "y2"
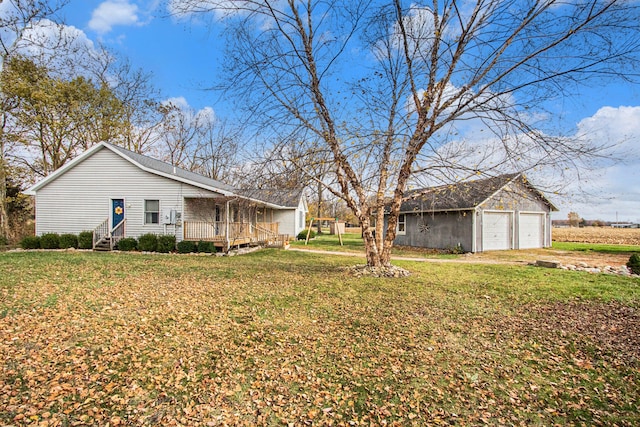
[
  {"x1": 157, "y1": 235, "x2": 176, "y2": 253},
  {"x1": 297, "y1": 229, "x2": 316, "y2": 240},
  {"x1": 448, "y1": 243, "x2": 465, "y2": 254},
  {"x1": 137, "y1": 233, "x2": 158, "y2": 252},
  {"x1": 20, "y1": 235, "x2": 41, "y2": 249},
  {"x1": 59, "y1": 234, "x2": 78, "y2": 249},
  {"x1": 78, "y1": 231, "x2": 94, "y2": 249},
  {"x1": 116, "y1": 237, "x2": 137, "y2": 251},
  {"x1": 197, "y1": 240, "x2": 216, "y2": 253},
  {"x1": 0, "y1": 235, "x2": 8, "y2": 246},
  {"x1": 627, "y1": 253, "x2": 640, "y2": 275},
  {"x1": 40, "y1": 233, "x2": 60, "y2": 249},
  {"x1": 177, "y1": 240, "x2": 197, "y2": 254}
]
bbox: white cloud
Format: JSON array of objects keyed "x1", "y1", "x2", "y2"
[
  {"x1": 552, "y1": 106, "x2": 640, "y2": 221},
  {"x1": 162, "y1": 96, "x2": 190, "y2": 110},
  {"x1": 13, "y1": 19, "x2": 111, "y2": 78},
  {"x1": 412, "y1": 103, "x2": 640, "y2": 222},
  {"x1": 89, "y1": 0, "x2": 140, "y2": 34}
]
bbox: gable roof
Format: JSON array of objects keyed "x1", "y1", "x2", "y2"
[
  {"x1": 25, "y1": 142, "x2": 302, "y2": 210},
  {"x1": 399, "y1": 173, "x2": 558, "y2": 213},
  {"x1": 26, "y1": 142, "x2": 236, "y2": 197},
  {"x1": 108, "y1": 143, "x2": 237, "y2": 194}
]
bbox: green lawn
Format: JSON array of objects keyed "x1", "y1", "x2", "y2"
[
  {"x1": 291, "y1": 232, "x2": 461, "y2": 259},
  {"x1": 552, "y1": 241, "x2": 640, "y2": 254},
  {"x1": 0, "y1": 250, "x2": 638, "y2": 426}
]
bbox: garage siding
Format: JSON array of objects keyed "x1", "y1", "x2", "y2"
[{"x1": 392, "y1": 211, "x2": 474, "y2": 252}]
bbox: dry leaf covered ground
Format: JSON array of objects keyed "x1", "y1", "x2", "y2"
[{"x1": 1, "y1": 250, "x2": 638, "y2": 426}]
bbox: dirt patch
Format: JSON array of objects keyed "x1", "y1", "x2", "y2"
[{"x1": 466, "y1": 247, "x2": 633, "y2": 269}]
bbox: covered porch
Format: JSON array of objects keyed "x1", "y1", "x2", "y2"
[{"x1": 182, "y1": 196, "x2": 287, "y2": 250}]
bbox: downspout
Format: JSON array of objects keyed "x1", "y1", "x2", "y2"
[{"x1": 472, "y1": 208, "x2": 477, "y2": 253}]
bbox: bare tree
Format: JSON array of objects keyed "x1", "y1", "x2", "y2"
[
  {"x1": 93, "y1": 56, "x2": 163, "y2": 154},
  {"x1": 190, "y1": 118, "x2": 241, "y2": 181},
  {"x1": 171, "y1": 0, "x2": 640, "y2": 267},
  {"x1": 156, "y1": 101, "x2": 201, "y2": 167}
]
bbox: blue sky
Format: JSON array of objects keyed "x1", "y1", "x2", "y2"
[{"x1": 30, "y1": 1, "x2": 640, "y2": 222}]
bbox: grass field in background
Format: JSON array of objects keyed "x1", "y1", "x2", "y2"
[{"x1": 1, "y1": 250, "x2": 638, "y2": 426}]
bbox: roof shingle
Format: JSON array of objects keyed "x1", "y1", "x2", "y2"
[{"x1": 400, "y1": 173, "x2": 555, "y2": 212}]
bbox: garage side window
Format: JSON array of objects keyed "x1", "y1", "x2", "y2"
[
  {"x1": 145, "y1": 200, "x2": 160, "y2": 224},
  {"x1": 397, "y1": 214, "x2": 406, "y2": 235}
]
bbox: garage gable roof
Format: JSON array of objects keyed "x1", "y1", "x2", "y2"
[{"x1": 400, "y1": 173, "x2": 558, "y2": 213}]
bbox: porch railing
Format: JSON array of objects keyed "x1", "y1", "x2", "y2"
[
  {"x1": 110, "y1": 219, "x2": 126, "y2": 249},
  {"x1": 92, "y1": 218, "x2": 126, "y2": 250},
  {"x1": 253, "y1": 223, "x2": 279, "y2": 243},
  {"x1": 93, "y1": 218, "x2": 109, "y2": 248},
  {"x1": 183, "y1": 221, "x2": 281, "y2": 244}
]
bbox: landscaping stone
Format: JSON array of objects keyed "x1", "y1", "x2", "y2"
[
  {"x1": 344, "y1": 264, "x2": 411, "y2": 278},
  {"x1": 535, "y1": 260, "x2": 562, "y2": 269},
  {"x1": 539, "y1": 260, "x2": 638, "y2": 278}
]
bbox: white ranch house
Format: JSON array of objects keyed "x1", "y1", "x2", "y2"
[{"x1": 26, "y1": 142, "x2": 308, "y2": 251}]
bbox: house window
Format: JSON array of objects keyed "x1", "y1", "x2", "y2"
[
  {"x1": 397, "y1": 214, "x2": 406, "y2": 235},
  {"x1": 145, "y1": 200, "x2": 160, "y2": 224},
  {"x1": 299, "y1": 211, "x2": 304, "y2": 229}
]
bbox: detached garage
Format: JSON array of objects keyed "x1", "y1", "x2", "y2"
[{"x1": 387, "y1": 173, "x2": 557, "y2": 252}]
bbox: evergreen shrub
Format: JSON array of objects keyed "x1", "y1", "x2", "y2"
[
  {"x1": 197, "y1": 240, "x2": 215, "y2": 253},
  {"x1": 157, "y1": 235, "x2": 176, "y2": 253},
  {"x1": 627, "y1": 253, "x2": 640, "y2": 275},
  {"x1": 137, "y1": 234, "x2": 158, "y2": 252},
  {"x1": 59, "y1": 234, "x2": 78, "y2": 249},
  {"x1": 297, "y1": 229, "x2": 316, "y2": 240},
  {"x1": 40, "y1": 233, "x2": 60, "y2": 249},
  {"x1": 78, "y1": 231, "x2": 94, "y2": 249},
  {"x1": 117, "y1": 238, "x2": 137, "y2": 251},
  {"x1": 20, "y1": 235, "x2": 41, "y2": 249},
  {"x1": 177, "y1": 240, "x2": 197, "y2": 254}
]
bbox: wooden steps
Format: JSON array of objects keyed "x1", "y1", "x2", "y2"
[{"x1": 94, "y1": 237, "x2": 112, "y2": 251}]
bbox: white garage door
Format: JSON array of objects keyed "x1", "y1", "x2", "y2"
[
  {"x1": 519, "y1": 213, "x2": 544, "y2": 249},
  {"x1": 483, "y1": 212, "x2": 512, "y2": 251}
]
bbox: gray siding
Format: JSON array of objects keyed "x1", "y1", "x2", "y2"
[
  {"x1": 391, "y1": 179, "x2": 553, "y2": 252},
  {"x1": 480, "y1": 181, "x2": 549, "y2": 212},
  {"x1": 34, "y1": 147, "x2": 223, "y2": 240},
  {"x1": 393, "y1": 211, "x2": 474, "y2": 251}
]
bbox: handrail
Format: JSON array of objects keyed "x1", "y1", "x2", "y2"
[
  {"x1": 93, "y1": 218, "x2": 109, "y2": 249},
  {"x1": 110, "y1": 219, "x2": 126, "y2": 250},
  {"x1": 254, "y1": 223, "x2": 278, "y2": 242}
]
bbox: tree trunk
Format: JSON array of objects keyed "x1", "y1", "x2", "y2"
[
  {"x1": 0, "y1": 127, "x2": 9, "y2": 241},
  {"x1": 0, "y1": 157, "x2": 8, "y2": 241}
]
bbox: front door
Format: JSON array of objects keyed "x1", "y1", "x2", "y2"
[{"x1": 112, "y1": 199, "x2": 125, "y2": 229}]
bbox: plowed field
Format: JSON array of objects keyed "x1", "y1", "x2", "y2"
[{"x1": 553, "y1": 227, "x2": 640, "y2": 245}]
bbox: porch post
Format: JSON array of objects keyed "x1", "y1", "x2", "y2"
[{"x1": 225, "y1": 200, "x2": 230, "y2": 251}]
